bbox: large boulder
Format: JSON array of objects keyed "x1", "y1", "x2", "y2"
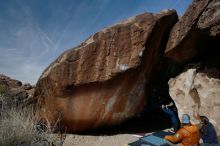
[
  {"x1": 34, "y1": 10, "x2": 178, "y2": 132},
  {"x1": 165, "y1": 0, "x2": 220, "y2": 64},
  {"x1": 163, "y1": 0, "x2": 220, "y2": 139},
  {"x1": 168, "y1": 68, "x2": 220, "y2": 137}
]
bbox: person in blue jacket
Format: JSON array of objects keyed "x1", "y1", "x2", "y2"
[
  {"x1": 199, "y1": 116, "x2": 219, "y2": 146},
  {"x1": 162, "y1": 101, "x2": 180, "y2": 132}
]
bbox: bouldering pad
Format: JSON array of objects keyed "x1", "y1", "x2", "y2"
[{"x1": 129, "y1": 131, "x2": 173, "y2": 146}]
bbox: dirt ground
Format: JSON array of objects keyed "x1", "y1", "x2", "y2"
[
  {"x1": 62, "y1": 109, "x2": 171, "y2": 146},
  {"x1": 63, "y1": 134, "x2": 139, "y2": 146}
]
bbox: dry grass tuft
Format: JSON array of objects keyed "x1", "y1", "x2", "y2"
[{"x1": 0, "y1": 94, "x2": 65, "y2": 146}]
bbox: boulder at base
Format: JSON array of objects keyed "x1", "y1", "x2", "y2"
[
  {"x1": 34, "y1": 10, "x2": 178, "y2": 132},
  {"x1": 168, "y1": 69, "x2": 220, "y2": 137}
]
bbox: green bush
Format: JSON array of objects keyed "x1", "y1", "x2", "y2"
[{"x1": 0, "y1": 84, "x2": 8, "y2": 95}]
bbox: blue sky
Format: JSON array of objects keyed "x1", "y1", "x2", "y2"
[{"x1": 0, "y1": 0, "x2": 192, "y2": 84}]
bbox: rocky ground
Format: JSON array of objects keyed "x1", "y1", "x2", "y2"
[
  {"x1": 63, "y1": 134, "x2": 138, "y2": 146},
  {"x1": 0, "y1": 74, "x2": 35, "y2": 107}
]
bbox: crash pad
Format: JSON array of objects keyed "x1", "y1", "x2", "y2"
[
  {"x1": 140, "y1": 135, "x2": 168, "y2": 146},
  {"x1": 129, "y1": 131, "x2": 173, "y2": 146}
]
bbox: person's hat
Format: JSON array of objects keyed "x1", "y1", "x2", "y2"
[
  {"x1": 182, "y1": 114, "x2": 190, "y2": 124},
  {"x1": 200, "y1": 116, "x2": 209, "y2": 124}
]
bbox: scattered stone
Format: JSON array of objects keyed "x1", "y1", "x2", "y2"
[{"x1": 0, "y1": 74, "x2": 35, "y2": 107}]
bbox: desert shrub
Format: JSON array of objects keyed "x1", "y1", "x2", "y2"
[
  {"x1": 0, "y1": 84, "x2": 8, "y2": 95},
  {"x1": 0, "y1": 95, "x2": 65, "y2": 146}
]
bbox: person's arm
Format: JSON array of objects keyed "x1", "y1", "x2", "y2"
[
  {"x1": 193, "y1": 112, "x2": 202, "y2": 129},
  {"x1": 165, "y1": 131, "x2": 183, "y2": 143},
  {"x1": 193, "y1": 112, "x2": 201, "y2": 121},
  {"x1": 162, "y1": 107, "x2": 174, "y2": 116}
]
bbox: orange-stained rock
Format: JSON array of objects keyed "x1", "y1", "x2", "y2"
[{"x1": 34, "y1": 10, "x2": 178, "y2": 132}]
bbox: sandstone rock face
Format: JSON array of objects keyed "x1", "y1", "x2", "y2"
[
  {"x1": 0, "y1": 74, "x2": 22, "y2": 88},
  {"x1": 168, "y1": 69, "x2": 220, "y2": 137},
  {"x1": 198, "y1": 0, "x2": 220, "y2": 36},
  {"x1": 164, "y1": 0, "x2": 220, "y2": 138},
  {"x1": 165, "y1": 0, "x2": 220, "y2": 64},
  {"x1": 34, "y1": 10, "x2": 178, "y2": 132},
  {"x1": 0, "y1": 74, "x2": 35, "y2": 106}
]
